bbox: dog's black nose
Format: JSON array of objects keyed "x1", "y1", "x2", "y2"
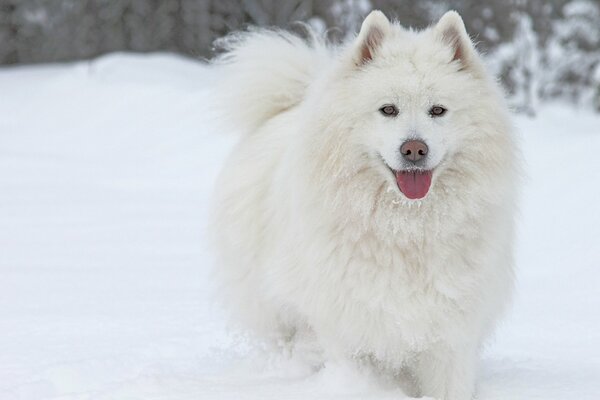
[{"x1": 400, "y1": 140, "x2": 428, "y2": 163}]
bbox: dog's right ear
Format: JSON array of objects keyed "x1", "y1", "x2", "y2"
[
  {"x1": 353, "y1": 10, "x2": 390, "y2": 66},
  {"x1": 435, "y1": 11, "x2": 476, "y2": 70}
]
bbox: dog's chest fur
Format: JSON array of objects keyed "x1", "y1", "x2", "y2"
[{"x1": 266, "y1": 192, "x2": 496, "y2": 364}]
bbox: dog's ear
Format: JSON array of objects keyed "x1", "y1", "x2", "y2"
[
  {"x1": 353, "y1": 10, "x2": 390, "y2": 65},
  {"x1": 435, "y1": 11, "x2": 476, "y2": 70}
]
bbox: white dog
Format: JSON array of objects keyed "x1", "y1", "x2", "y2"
[{"x1": 211, "y1": 10, "x2": 519, "y2": 400}]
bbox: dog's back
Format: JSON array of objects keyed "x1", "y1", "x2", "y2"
[
  {"x1": 213, "y1": 29, "x2": 331, "y2": 135},
  {"x1": 211, "y1": 29, "x2": 332, "y2": 337}
]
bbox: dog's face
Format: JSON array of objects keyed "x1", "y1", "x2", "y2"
[{"x1": 332, "y1": 11, "x2": 500, "y2": 201}]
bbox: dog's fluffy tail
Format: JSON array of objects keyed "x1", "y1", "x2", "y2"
[{"x1": 212, "y1": 28, "x2": 331, "y2": 134}]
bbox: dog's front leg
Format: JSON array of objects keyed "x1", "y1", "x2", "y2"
[{"x1": 414, "y1": 342, "x2": 477, "y2": 400}]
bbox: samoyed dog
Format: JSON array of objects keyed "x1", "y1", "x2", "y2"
[{"x1": 211, "y1": 10, "x2": 519, "y2": 400}]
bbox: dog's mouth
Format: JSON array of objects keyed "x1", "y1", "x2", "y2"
[
  {"x1": 377, "y1": 154, "x2": 435, "y2": 200},
  {"x1": 392, "y1": 169, "x2": 433, "y2": 200}
]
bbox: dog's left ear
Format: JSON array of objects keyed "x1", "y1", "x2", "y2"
[
  {"x1": 353, "y1": 10, "x2": 391, "y2": 66},
  {"x1": 435, "y1": 11, "x2": 476, "y2": 70}
]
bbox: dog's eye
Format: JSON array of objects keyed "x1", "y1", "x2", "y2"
[
  {"x1": 429, "y1": 106, "x2": 447, "y2": 117},
  {"x1": 379, "y1": 105, "x2": 398, "y2": 117}
]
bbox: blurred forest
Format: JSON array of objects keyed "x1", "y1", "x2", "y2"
[{"x1": 1, "y1": 0, "x2": 599, "y2": 113}]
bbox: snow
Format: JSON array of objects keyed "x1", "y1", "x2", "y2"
[{"x1": 1, "y1": 53, "x2": 599, "y2": 399}]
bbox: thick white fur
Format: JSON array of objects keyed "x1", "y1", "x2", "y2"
[{"x1": 211, "y1": 10, "x2": 519, "y2": 400}]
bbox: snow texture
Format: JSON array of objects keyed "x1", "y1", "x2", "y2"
[{"x1": 0, "y1": 53, "x2": 599, "y2": 399}]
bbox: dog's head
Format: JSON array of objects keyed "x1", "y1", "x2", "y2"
[{"x1": 323, "y1": 11, "x2": 509, "y2": 202}]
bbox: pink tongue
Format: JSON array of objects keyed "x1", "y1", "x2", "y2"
[{"x1": 395, "y1": 170, "x2": 433, "y2": 199}]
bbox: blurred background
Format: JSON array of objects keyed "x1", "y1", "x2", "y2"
[{"x1": 1, "y1": 0, "x2": 599, "y2": 114}]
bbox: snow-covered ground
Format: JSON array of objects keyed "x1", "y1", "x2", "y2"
[{"x1": 0, "y1": 54, "x2": 598, "y2": 400}]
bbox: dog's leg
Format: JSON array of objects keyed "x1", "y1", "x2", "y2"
[{"x1": 414, "y1": 342, "x2": 477, "y2": 400}]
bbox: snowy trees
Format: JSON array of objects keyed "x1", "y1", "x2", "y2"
[
  {"x1": 0, "y1": 0, "x2": 598, "y2": 112},
  {"x1": 0, "y1": 1, "x2": 340, "y2": 61},
  {"x1": 488, "y1": 13, "x2": 542, "y2": 115},
  {"x1": 544, "y1": 1, "x2": 600, "y2": 110},
  {"x1": 481, "y1": 0, "x2": 600, "y2": 113}
]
